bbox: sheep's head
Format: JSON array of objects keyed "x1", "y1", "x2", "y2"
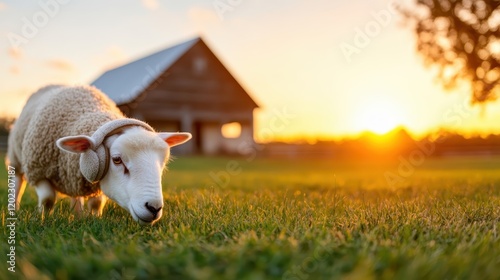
[{"x1": 56, "y1": 126, "x2": 191, "y2": 225}]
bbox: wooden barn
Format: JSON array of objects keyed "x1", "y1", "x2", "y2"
[{"x1": 92, "y1": 37, "x2": 259, "y2": 155}]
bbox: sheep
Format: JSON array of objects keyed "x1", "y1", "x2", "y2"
[{"x1": 6, "y1": 85, "x2": 192, "y2": 225}]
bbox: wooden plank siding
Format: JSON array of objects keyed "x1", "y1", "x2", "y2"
[
  {"x1": 131, "y1": 42, "x2": 256, "y2": 112},
  {"x1": 118, "y1": 39, "x2": 258, "y2": 155}
]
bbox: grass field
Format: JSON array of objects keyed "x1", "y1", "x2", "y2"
[{"x1": 1, "y1": 155, "x2": 500, "y2": 279}]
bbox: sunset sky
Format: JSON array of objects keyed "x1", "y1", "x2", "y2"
[{"x1": 1, "y1": 0, "x2": 500, "y2": 141}]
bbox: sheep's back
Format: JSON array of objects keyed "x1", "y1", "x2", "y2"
[
  {"x1": 7, "y1": 85, "x2": 64, "y2": 172},
  {"x1": 20, "y1": 85, "x2": 123, "y2": 196}
]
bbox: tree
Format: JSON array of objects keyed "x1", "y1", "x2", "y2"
[
  {"x1": 402, "y1": 0, "x2": 499, "y2": 103},
  {"x1": 0, "y1": 117, "x2": 14, "y2": 136}
]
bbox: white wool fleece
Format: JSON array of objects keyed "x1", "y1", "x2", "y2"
[{"x1": 7, "y1": 85, "x2": 125, "y2": 197}]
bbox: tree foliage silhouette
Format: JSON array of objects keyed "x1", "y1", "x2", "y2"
[{"x1": 402, "y1": 0, "x2": 499, "y2": 103}]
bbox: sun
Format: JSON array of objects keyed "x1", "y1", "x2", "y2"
[{"x1": 356, "y1": 99, "x2": 403, "y2": 135}]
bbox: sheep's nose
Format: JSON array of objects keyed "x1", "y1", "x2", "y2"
[{"x1": 145, "y1": 202, "x2": 162, "y2": 218}]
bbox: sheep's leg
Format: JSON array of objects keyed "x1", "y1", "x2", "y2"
[
  {"x1": 35, "y1": 179, "x2": 56, "y2": 215},
  {"x1": 15, "y1": 174, "x2": 27, "y2": 210},
  {"x1": 88, "y1": 195, "x2": 107, "y2": 216},
  {"x1": 71, "y1": 197, "x2": 85, "y2": 217}
]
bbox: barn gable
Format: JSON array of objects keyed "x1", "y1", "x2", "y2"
[
  {"x1": 91, "y1": 37, "x2": 259, "y2": 155},
  {"x1": 92, "y1": 38, "x2": 199, "y2": 105},
  {"x1": 92, "y1": 37, "x2": 258, "y2": 110}
]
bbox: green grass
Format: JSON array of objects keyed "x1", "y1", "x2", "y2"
[{"x1": 1, "y1": 155, "x2": 499, "y2": 279}]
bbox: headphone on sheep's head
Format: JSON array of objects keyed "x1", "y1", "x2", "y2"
[{"x1": 78, "y1": 119, "x2": 154, "y2": 183}]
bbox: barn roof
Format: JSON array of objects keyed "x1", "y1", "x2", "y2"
[
  {"x1": 91, "y1": 37, "x2": 258, "y2": 109},
  {"x1": 92, "y1": 38, "x2": 199, "y2": 105}
]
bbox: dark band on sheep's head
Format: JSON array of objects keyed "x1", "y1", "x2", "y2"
[{"x1": 57, "y1": 119, "x2": 155, "y2": 182}]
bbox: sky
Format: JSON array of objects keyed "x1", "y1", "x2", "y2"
[{"x1": 1, "y1": 0, "x2": 500, "y2": 142}]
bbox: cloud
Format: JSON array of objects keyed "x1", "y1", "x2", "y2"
[
  {"x1": 94, "y1": 45, "x2": 129, "y2": 70},
  {"x1": 142, "y1": 0, "x2": 159, "y2": 11},
  {"x1": 46, "y1": 59, "x2": 74, "y2": 71},
  {"x1": 8, "y1": 47, "x2": 23, "y2": 60},
  {"x1": 188, "y1": 6, "x2": 220, "y2": 23},
  {"x1": 9, "y1": 65, "x2": 20, "y2": 75},
  {"x1": 187, "y1": 6, "x2": 221, "y2": 32},
  {"x1": 0, "y1": 2, "x2": 7, "y2": 11},
  {"x1": 104, "y1": 45, "x2": 128, "y2": 67}
]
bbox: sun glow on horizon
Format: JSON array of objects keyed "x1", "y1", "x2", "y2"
[{"x1": 355, "y1": 98, "x2": 404, "y2": 135}]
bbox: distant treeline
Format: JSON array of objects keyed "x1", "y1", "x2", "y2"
[
  {"x1": 262, "y1": 129, "x2": 500, "y2": 160},
  {"x1": 1, "y1": 117, "x2": 499, "y2": 159},
  {"x1": 0, "y1": 117, "x2": 14, "y2": 152},
  {"x1": 0, "y1": 117, "x2": 14, "y2": 137}
]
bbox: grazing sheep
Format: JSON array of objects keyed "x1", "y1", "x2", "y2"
[{"x1": 6, "y1": 85, "x2": 191, "y2": 225}]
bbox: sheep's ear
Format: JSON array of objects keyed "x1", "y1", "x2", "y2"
[
  {"x1": 56, "y1": 136, "x2": 95, "y2": 154},
  {"x1": 157, "y1": 132, "x2": 192, "y2": 147}
]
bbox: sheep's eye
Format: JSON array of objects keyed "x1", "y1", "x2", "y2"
[{"x1": 112, "y1": 157, "x2": 122, "y2": 165}]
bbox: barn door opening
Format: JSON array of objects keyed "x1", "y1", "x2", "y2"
[{"x1": 194, "y1": 121, "x2": 203, "y2": 154}]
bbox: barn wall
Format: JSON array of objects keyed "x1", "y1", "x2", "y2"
[
  {"x1": 200, "y1": 123, "x2": 222, "y2": 155},
  {"x1": 123, "y1": 40, "x2": 258, "y2": 155},
  {"x1": 147, "y1": 120, "x2": 181, "y2": 132},
  {"x1": 131, "y1": 41, "x2": 257, "y2": 117}
]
